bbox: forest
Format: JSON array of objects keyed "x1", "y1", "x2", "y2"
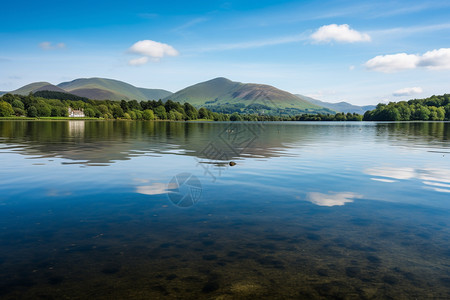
[
  {"x1": 0, "y1": 91, "x2": 362, "y2": 121},
  {"x1": 1, "y1": 91, "x2": 449, "y2": 122},
  {"x1": 363, "y1": 94, "x2": 450, "y2": 121}
]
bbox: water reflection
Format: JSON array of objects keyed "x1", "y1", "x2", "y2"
[
  {"x1": 68, "y1": 120, "x2": 85, "y2": 137},
  {"x1": 0, "y1": 121, "x2": 449, "y2": 165},
  {"x1": 305, "y1": 192, "x2": 363, "y2": 207},
  {"x1": 365, "y1": 166, "x2": 450, "y2": 193},
  {"x1": 0, "y1": 120, "x2": 450, "y2": 299}
]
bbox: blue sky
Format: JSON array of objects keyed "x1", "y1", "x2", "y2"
[{"x1": 1, "y1": 0, "x2": 450, "y2": 105}]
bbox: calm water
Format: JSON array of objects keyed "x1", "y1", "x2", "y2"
[{"x1": 0, "y1": 120, "x2": 449, "y2": 299}]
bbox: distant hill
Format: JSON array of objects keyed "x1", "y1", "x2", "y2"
[
  {"x1": 57, "y1": 77, "x2": 172, "y2": 101},
  {"x1": 34, "y1": 84, "x2": 67, "y2": 93},
  {"x1": 4, "y1": 77, "x2": 371, "y2": 115},
  {"x1": 296, "y1": 94, "x2": 375, "y2": 114},
  {"x1": 164, "y1": 77, "x2": 332, "y2": 114},
  {"x1": 9, "y1": 82, "x2": 58, "y2": 95}
]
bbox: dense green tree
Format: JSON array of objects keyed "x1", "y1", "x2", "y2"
[
  {"x1": 128, "y1": 111, "x2": 137, "y2": 120},
  {"x1": 36, "y1": 102, "x2": 52, "y2": 117},
  {"x1": 27, "y1": 106, "x2": 38, "y2": 117},
  {"x1": 13, "y1": 107, "x2": 25, "y2": 116},
  {"x1": 11, "y1": 99, "x2": 25, "y2": 110},
  {"x1": 198, "y1": 107, "x2": 211, "y2": 119},
  {"x1": 128, "y1": 100, "x2": 141, "y2": 111},
  {"x1": 120, "y1": 100, "x2": 129, "y2": 112},
  {"x1": 142, "y1": 109, "x2": 155, "y2": 120},
  {"x1": 183, "y1": 103, "x2": 198, "y2": 120},
  {"x1": 230, "y1": 112, "x2": 242, "y2": 121},
  {"x1": 0, "y1": 101, "x2": 14, "y2": 117},
  {"x1": 112, "y1": 106, "x2": 124, "y2": 118},
  {"x1": 365, "y1": 94, "x2": 450, "y2": 121},
  {"x1": 84, "y1": 108, "x2": 95, "y2": 117},
  {"x1": 154, "y1": 105, "x2": 167, "y2": 120}
]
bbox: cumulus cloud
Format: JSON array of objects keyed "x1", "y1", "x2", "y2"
[
  {"x1": 39, "y1": 41, "x2": 66, "y2": 50},
  {"x1": 365, "y1": 48, "x2": 450, "y2": 72},
  {"x1": 311, "y1": 24, "x2": 371, "y2": 43},
  {"x1": 305, "y1": 192, "x2": 362, "y2": 207},
  {"x1": 365, "y1": 53, "x2": 419, "y2": 72},
  {"x1": 128, "y1": 56, "x2": 149, "y2": 66},
  {"x1": 418, "y1": 48, "x2": 450, "y2": 70},
  {"x1": 393, "y1": 87, "x2": 423, "y2": 97},
  {"x1": 128, "y1": 40, "x2": 179, "y2": 65}
]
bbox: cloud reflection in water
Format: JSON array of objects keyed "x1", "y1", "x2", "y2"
[
  {"x1": 365, "y1": 166, "x2": 450, "y2": 193},
  {"x1": 305, "y1": 192, "x2": 363, "y2": 207}
]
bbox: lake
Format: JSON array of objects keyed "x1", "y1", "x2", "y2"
[{"x1": 0, "y1": 120, "x2": 449, "y2": 299}]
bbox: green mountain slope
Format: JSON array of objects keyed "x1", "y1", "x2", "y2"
[
  {"x1": 165, "y1": 77, "x2": 327, "y2": 113},
  {"x1": 34, "y1": 84, "x2": 68, "y2": 93},
  {"x1": 9, "y1": 82, "x2": 55, "y2": 95},
  {"x1": 57, "y1": 77, "x2": 171, "y2": 101},
  {"x1": 296, "y1": 94, "x2": 375, "y2": 114},
  {"x1": 138, "y1": 87, "x2": 173, "y2": 100}
]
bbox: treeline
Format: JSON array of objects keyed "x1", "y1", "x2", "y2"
[
  {"x1": 363, "y1": 94, "x2": 450, "y2": 121},
  {"x1": 0, "y1": 93, "x2": 229, "y2": 120},
  {"x1": 205, "y1": 102, "x2": 335, "y2": 116},
  {"x1": 0, "y1": 92, "x2": 362, "y2": 121}
]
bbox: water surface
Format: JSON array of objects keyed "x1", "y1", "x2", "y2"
[{"x1": 0, "y1": 120, "x2": 449, "y2": 299}]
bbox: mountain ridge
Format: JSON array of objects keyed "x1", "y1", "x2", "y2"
[
  {"x1": 4, "y1": 77, "x2": 374, "y2": 114},
  {"x1": 57, "y1": 77, "x2": 172, "y2": 101},
  {"x1": 163, "y1": 77, "x2": 333, "y2": 114},
  {"x1": 296, "y1": 94, "x2": 375, "y2": 114}
]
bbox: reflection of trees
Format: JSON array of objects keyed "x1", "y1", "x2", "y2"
[
  {"x1": 376, "y1": 122, "x2": 450, "y2": 148},
  {"x1": 0, "y1": 121, "x2": 302, "y2": 165},
  {"x1": 3, "y1": 121, "x2": 448, "y2": 165}
]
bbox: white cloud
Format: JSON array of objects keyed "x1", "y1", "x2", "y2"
[
  {"x1": 418, "y1": 48, "x2": 450, "y2": 70},
  {"x1": 306, "y1": 192, "x2": 362, "y2": 207},
  {"x1": 393, "y1": 87, "x2": 423, "y2": 97},
  {"x1": 39, "y1": 41, "x2": 66, "y2": 50},
  {"x1": 128, "y1": 40, "x2": 179, "y2": 63},
  {"x1": 311, "y1": 24, "x2": 371, "y2": 43},
  {"x1": 365, "y1": 48, "x2": 450, "y2": 72},
  {"x1": 128, "y1": 56, "x2": 149, "y2": 66},
  {"x1": 364, "y1": 53, "x2": 419, "y2": 72}
]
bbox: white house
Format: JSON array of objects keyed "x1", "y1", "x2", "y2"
[{"x1": 68, "y1": 107, "x2": 85, "y2": 117}]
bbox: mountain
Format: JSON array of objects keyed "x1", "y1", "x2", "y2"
[
  {"x1": 164, "y1": 77, "x2": 331, "y2": 113},
  {"x1": 57, "y1": 77, "x2": 172, "y2": 101},
  {"x1": 9, "y1": 82, "x2": 65, "y2": 95},
  {"x1": 296, "y1": 94, "x2": 375, "y2": 114}
]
